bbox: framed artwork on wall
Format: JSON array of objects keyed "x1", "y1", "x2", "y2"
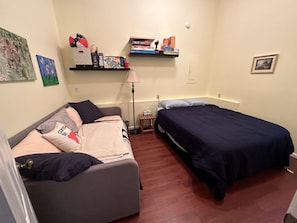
[
  {"x1": 36, "y1": 55, "x2": 59, "y2": 86},
  {"x1": 251, "y1": 54, "x2": 279, "y2": 74},
  {"x1": 0, "y1": 27, "x2": 36, "y2": 82}
]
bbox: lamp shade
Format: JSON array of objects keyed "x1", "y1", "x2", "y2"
[{"x1": 126, "y1": 70, "x2": 139, "y2": 83}]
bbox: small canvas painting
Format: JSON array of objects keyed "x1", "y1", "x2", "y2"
[{"x1": 36, "y1": 55, "x2": 59, "y2": 86}]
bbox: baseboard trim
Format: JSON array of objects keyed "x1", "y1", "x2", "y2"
[{"x1": 291, "y1": 153, "x2": 297, "y2": 159}]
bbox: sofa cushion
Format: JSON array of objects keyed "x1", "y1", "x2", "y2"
[
  {"x1": 68, "y1": 100, "x2": 104, "y2": 124},
  {"x1": 12, "y1": 129, "x2": 62, "y2": 158},
  {"x1": 42, "y1": 122, "x2": 81, "y2": 152},
  {"x1": 37, "y1": 108, "x2": 78, "y2": 134},
  {"x1": 15, "y1": 152, "x2": 102, "y2": 181}
]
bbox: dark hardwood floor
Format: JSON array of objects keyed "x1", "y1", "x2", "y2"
[{"x1": 115, "y1": 132, "x2": 297, "y2": 223}]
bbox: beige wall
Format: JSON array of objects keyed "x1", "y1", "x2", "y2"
[
  {"x1": 0, "y1": 0, "x2": 71, "y2": 137},
  {"x1": 52, "y1": 0, "x2": 217, "y2": 107},
  {"x1": 208, "y1": 0, "x2": 297, "y2": 151}
]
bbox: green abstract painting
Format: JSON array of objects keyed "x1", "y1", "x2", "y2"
[{"x1": 0, "y1": 27, "x2": 36, "y2": 82}]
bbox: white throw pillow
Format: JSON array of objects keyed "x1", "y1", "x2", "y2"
[{"x1": 43, "y1": 122, "x2": 81, "y2": 152}]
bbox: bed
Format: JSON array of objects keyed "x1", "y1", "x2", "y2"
[
  {"x1": 9, "y1": 101, "x2": 140, "y2": 223},
  {"x1": 156, "y1": 99, "x2": 294, "y2": 200}
]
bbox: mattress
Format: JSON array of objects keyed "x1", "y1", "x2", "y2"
[{"x1": 156, "y1": 104, "x2": 294, "y2": 200}]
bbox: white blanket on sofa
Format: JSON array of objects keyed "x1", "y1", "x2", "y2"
[{"x1": 78, "y1": 120, "x2": 129, "y2": 160}]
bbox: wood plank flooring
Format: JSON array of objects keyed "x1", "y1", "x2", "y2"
[{"x1": 115, "y1": 132, "x2": 297, "y2": 223}]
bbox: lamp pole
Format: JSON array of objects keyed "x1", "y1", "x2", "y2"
[
  {"x1": 130, "y1": 81, "x2": 139, "y2": 134},
  {"x1": 126, "y1": 69, "x2": 139, "y2": 134}
]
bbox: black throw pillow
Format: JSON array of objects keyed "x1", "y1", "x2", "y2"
[
  {"x1": 68, "y1": 100, "x2": 104, "y2": 124},
  {"x1": 15, "y1": 152, "x2": 102, "y2": 182}
]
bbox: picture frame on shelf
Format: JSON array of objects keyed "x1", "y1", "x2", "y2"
[{"x1": 251, "y1": 54, "x2": 279, "y2": 74}]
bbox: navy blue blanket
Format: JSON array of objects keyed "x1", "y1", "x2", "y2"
[{"x1": 156, "y1": 105, "x2": 294, "y2": 200}]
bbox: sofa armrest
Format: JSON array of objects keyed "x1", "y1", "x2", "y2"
[{"x1": 25, "y1": 159, "x2": 140, "y2": 223}]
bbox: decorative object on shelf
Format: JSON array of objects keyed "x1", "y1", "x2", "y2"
[
  {"x1": 154, "y1": 40, "x2": 159, "y2": 50},
  {"x1": 251, "y1": 53, "x2": 279, "y2": 74},
  {"x1": 162, "y1": 36, "x2": 179, "y2": 56},
  {"x1": 129, "y1": 36, "x2": 179, "y2": 57},
  {"x1": 90, "y1": 44, "x2": 99, "y2": 68},
  {"x1": 162, "y1": 36, "x2": 175, "y2": 50},
  {"x1": 69, "y1": 67, "x2": 130, "y2": 71},
  {"x1": 69, "y1": 33, "x2": 127, "y2": 70},
  {"x1": 98, "y1": 52, "x2": 104, "y2": 68},
  {"x1": 0, "y1": 27, "x2": 36, "y2": 82},
  {"x1": 126, "y1": 69, "x2": 140, "y2": 134},
  {"x1": 72, "y1": 47, "x2": 93, "y2": 67},
  {"x1": 124, "y1": 58, "x2": 129, "y2": 68},
  {"x1": 36, "y1": 55, "x2": 59, "y2": 86},
  {"x1": 104, "y1": 56, "x2": 126, "y2": 69},
  {"x1": 129, "y1": 52, "x2": 179, "y2": 57},
  {"x1": 69, "y1": 33, "x2": 88, "y2": 48},
  {"x1": 129, "y1": 37, "x2": 155, "y2": 54},
  {"x1": 69, "y1": 33, "x2": 92, "y2": 67},
  {"x1": 69, "y1": 33, "x2": 99, "y2": 68}
]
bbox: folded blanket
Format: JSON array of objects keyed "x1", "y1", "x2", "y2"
[{"x1": 78, "y1": 120, "x2": 129, "y2": 160}]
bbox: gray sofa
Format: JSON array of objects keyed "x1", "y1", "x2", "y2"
[{"x1": 8, "y1": 105, "x2": 140, "y2": 223}]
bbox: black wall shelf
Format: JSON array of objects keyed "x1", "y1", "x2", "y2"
[
  {"x1": 69, "y1": 67, "x2": 130, "y2": 71},
  {"x1": 129, "y1": 52, "x2": 179, "y2": 57}
]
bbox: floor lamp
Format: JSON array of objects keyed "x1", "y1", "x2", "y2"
[{"x1": 126, "y1": 70, "x2": 140, "y2": 134}]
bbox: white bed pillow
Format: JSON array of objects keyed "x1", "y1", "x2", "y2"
[
  {"x1": 184, "y1": 98, "x2": 207, "y2": 106},
  {"x1": 12, "y1": 129, "x2": 62, "y2": 158},
  {"x1": 43, "y1": 122, "x2": 81, "y2": 152},
  {"x1": 160, "y1": 99, "x2": 190, "y2": 109}
]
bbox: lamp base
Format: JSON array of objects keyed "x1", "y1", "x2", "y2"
[{"x1": 129, "y1": 128, "x2": 140, "y2": 134}]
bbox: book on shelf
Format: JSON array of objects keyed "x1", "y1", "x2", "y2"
[
  {"x1": 163, "y1": 51, "x2": 179, "y2": 56},
  {"x1": 131, "y1": 45, "x2": 154, "y2": 50},
  {"x1": 163, "y1": 48, "x2": 179, "y2": 55},
  {"x1": 129, "y1": 37, "x2": 154, "y2": 46},
  {"x1": 162, "y1": 36, "x2": 176, "y2": 50},
  {"x1": 129, "y1": 36, "x2": 156, "y2": 54},
  {"x1": 130, "y1": 49, "x2": 155, "y2": 54},
  {"x1": 131, "y1": 46, "x2": 154, "y2": 51}
]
